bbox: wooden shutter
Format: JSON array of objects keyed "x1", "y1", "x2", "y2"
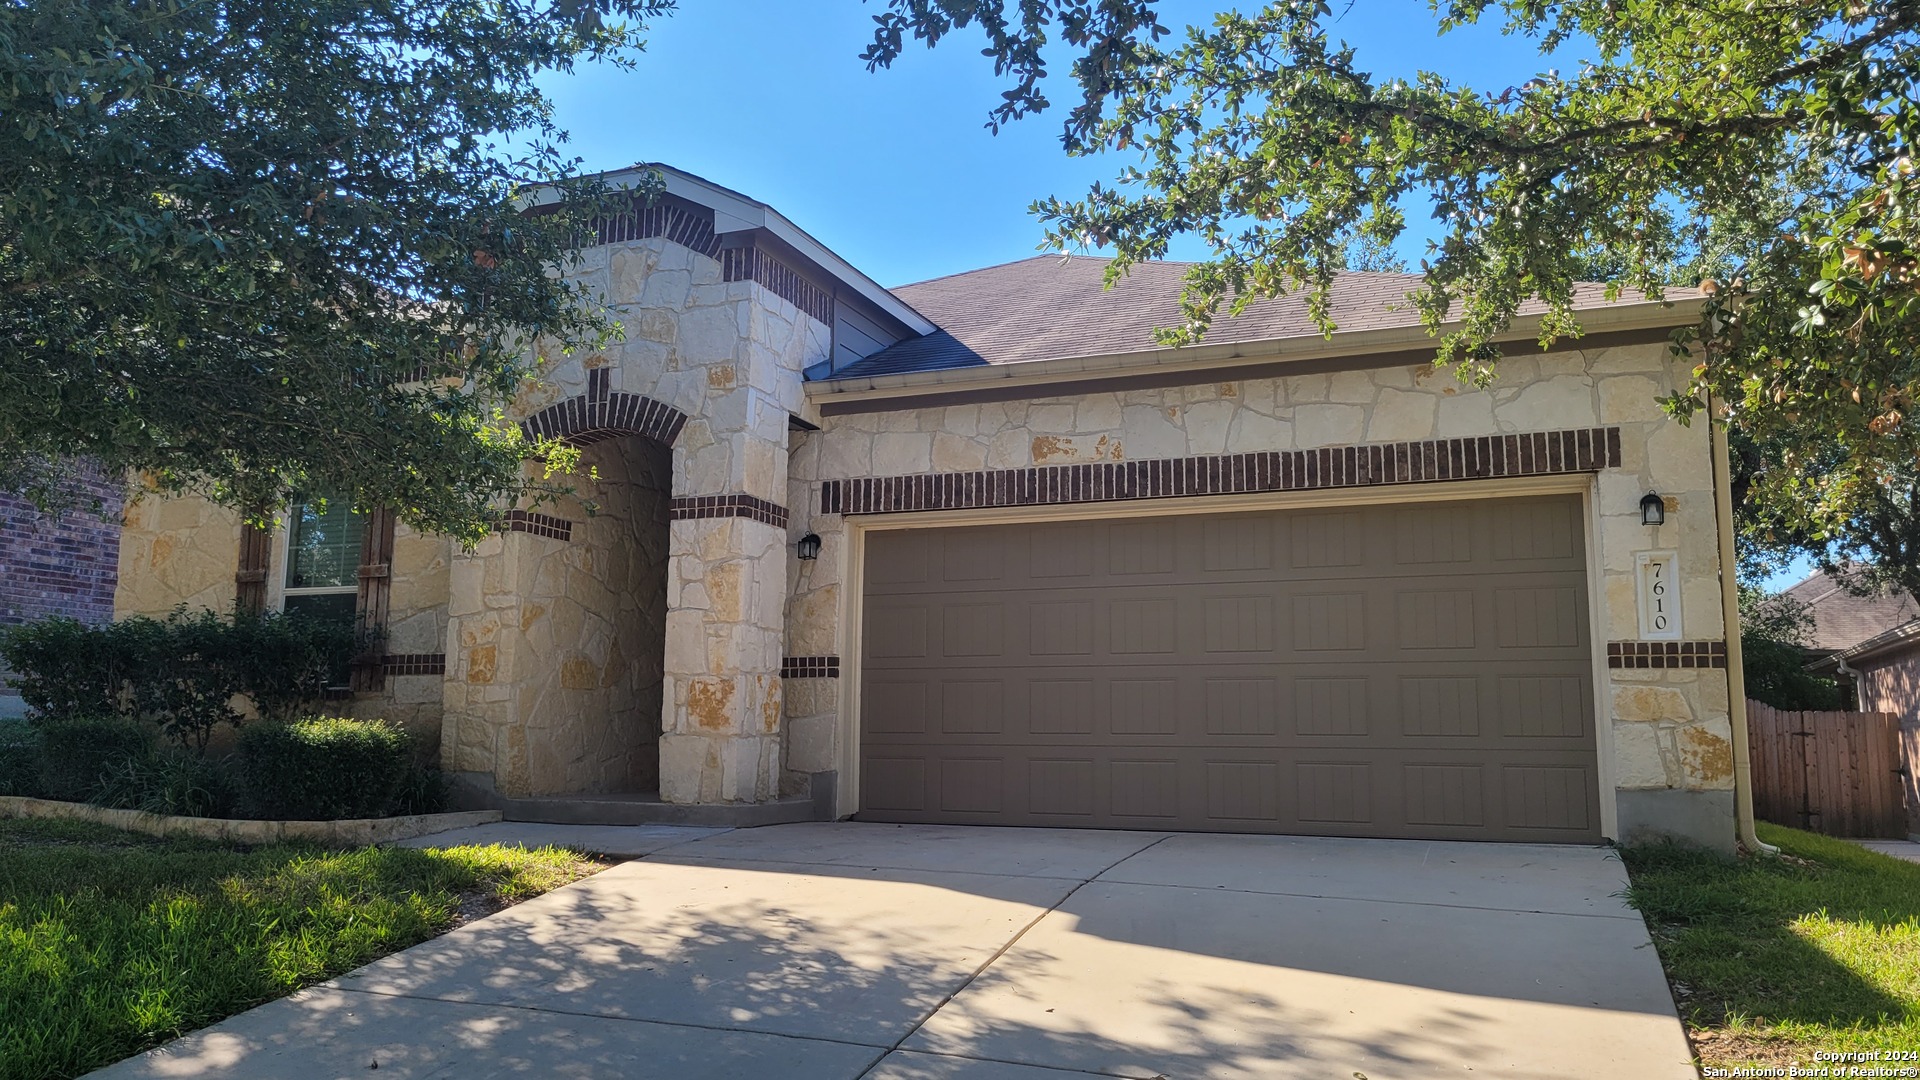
[
  {"x1": 349, "y1": 508, "x2": 398, "y2": 692},
  {"x1": 235, "y1": 524, "x2": 272, "y2": 614}
]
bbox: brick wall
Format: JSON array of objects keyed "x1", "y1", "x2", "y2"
[{"x1": 0, "y1": 466, "x2": 124, "y2": 629}]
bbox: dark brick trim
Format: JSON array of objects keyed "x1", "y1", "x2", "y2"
[
  {"x1": 384, "y1": 653, "x2": 447, "y2": 677},
  {"x1": 821, "y1": 427, "x2": 1622, "y2": 516},
  {"x1": 500, "y1": 510, "x2": 574, "y2": 542},
  {"x1": 1607, "y1": 641, "x2": 1727, "y2": 669},
  {"x1": 520, "y1": 390, "x2": 688, "y2": 449},
  {"x1": 721, "y1": 245, "x2": 835, "y2": 325},
  {"x1": 670, "y1": 494, "x2": 790, "y2": 529},
  {"x1": 590, "y1": 193, "x2": 723, "y2": 258},
  {"x1": 780, "y1": 655, "x2": 841, "y2": 679}
]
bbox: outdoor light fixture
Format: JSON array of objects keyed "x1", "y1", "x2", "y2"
[
  {"x1": 1640, "y1": 491, "x2": 1667, "y2": 527},
  {"x1": 797, "y1": 533, "x2": 822, "y2": 560}
]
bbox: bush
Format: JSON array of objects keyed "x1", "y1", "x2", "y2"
[
  {"x1": 0, "y1": 607, "x2": 361, "y2": 751},
  {"x1": 91, "y1": 748, "x2": 236, "y2": 818},
  {"x1": 237, "y1": 718, "x2": 413, "y2": 820},
  {"x1": 394, "y1": 762, "x2": 450, "y2": 817},
  {"x1": 0, "y1": 722, "x2": 39, "y2": 796},
  {"x1": 34, "y1": 716, "x2": 153, "y2": 802}
]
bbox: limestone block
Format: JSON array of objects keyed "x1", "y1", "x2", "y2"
[
  {"x1": 1598, "y1": 375, "x2": 1666, "y2": 423},
  {"x1": 1677, "y1": 720, "x2": 1736, "y2": 790},
  {"x1": 1367, "y1": 388, "x2": 1438, "y2": 442},
  {"x1": 1180, "y1": 400, "x2": 1238, "y2": 456},
  {"x1": 1589, "y1": 344, "x2": 1668, "y2": 374},
  {"x1": 1644, "y1": 419, "x2": 1713, "y2": 490},
  {"x1": 1493, "y1": 374, "x2": 1596, "y2": 431},
  {"x1": 873, "y1": 432, "x2": 934, "y2": 475},
  {"x1": 658, "y1": 734, "x2": 719, "y2": 803},
  {"x1": 1028, "y1": 403, "x2": 1076, "y2": 433},
  {"x1": 932, "y1": 432, "x2": 989, "y2": 472},
  {"x1": 1119, "y1": 405, "x2": 1189, "y2": 460},
  {"x1": 1327, "y1": 370, "x2": 1376, "y2": 404},
  {"x1": 1434, "y1": 391, "x2": 1495, "y2": 439},
  {"x1": 1225, "y1": 410, "x2": 1292, "y2": 454},
  {"x1": 1074, "y1": 395, "x2": 1123, "y2": 432},
  {"x1": 1612, "y1": 683, "x2": 1692, "y2": 723},
  {"x1": 1294, "y1": 404, "x2": 1367, "y2": 448},
  {"x1": 986, "y1": 428, "x2": 1031, "y2": 469},
  {"x1": 1280, "y1": 373, "x2": 1330, "y2": 404},
  {"x1": 1612, "y1": 722, "x2": 1672, "y2": 788},
  {"x1": 784, "y1": 712, "x2": 837, "y2": 775}
]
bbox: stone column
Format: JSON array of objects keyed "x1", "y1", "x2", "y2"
[{"x1": 658, "y1": 346, "x2": 794, "y2": 804}]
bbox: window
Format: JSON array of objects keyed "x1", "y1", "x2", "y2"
[{"x1": 282, "y1": 496, "x2": 364, "y2": 624}]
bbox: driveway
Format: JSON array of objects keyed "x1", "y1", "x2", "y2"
[{"x1": 92, "y1": 823, "x2": 1695, "y2": 1079}]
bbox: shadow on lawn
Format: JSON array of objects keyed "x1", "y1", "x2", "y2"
[{"x1": 1622, "y1": 833, "x2": 1920, "y2": 1031}]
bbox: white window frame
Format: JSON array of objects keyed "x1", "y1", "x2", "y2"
[{"x1": 274, "y1": 498, "x2": 364, "y2": 617}]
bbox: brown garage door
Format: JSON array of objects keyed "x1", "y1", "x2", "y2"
[{"x1": 857, "y1": 494, "x2": 1601, "y2": 841}]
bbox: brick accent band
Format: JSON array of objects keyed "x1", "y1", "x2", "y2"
[
  {"x1": 780, "y1": 655, "x2": 841, "y2": 679},
  {"x1": 520, "y1": 390, "x2": 688, "y2": 449},
  {"x1": 670, "y1": 494, "x2": 790, "y2": 529},
  {"x1": 500, "y1": 510, "x2": 574, "y2": 542},
  {"x1": 384, "y1": 653, "x2": 448, "y2": 677},
  {"x1": 821, "y1": 427, "x2": 1622, "y2": 516},
  {"x1": 1608, "y1": 641, "x2": 1727, "y2": 669},
  {"x1": 721, "y1": 245, "x2": 835, "y2": 325}
]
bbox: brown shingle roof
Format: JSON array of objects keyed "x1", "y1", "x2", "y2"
[
  {"x1": 1782, "y1": 569, "x2": 1920, "y2": 652},
  {"x1": 839, "y1": 254, "x2": 1643, "y2": 379}
]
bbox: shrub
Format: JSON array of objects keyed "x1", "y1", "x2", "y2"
[
  {"x1": 0, "y1": 607, "x2": 360, "y2": 751},
  {"x1": 91, "y1": 748, "x2": 236, "y2": 818},
  {"x1": 238, "y1": 718, "x2": 413, "y2": 820},
  {"x1": 34, "y1": 716, "x2": 153, "y2": 802},
  {"x1": 394, "y1": 763, "x2": 450, "y2": 817},
  {"x1": 0, "y1": 722, "x2": 40, "y2": 796}
]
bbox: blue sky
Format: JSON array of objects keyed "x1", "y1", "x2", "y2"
[
  {"x1": 540, "y1": 1, "x2": 1819, "y2": 591},
  {"x1": 541, "y1": 1, "x2": 1589, "y2": 287}
]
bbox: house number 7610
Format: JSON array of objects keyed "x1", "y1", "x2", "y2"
[{"x1": 1636, "y1": 551, "x2": 1682, "y2": 640}]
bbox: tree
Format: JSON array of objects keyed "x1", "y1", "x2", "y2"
[
  {"x1": 1737, "y1": 584, "x2": 1848, "y2": 711},
  {"x1": 0, "y1": 0, "x2": 671, "y2": 541},
  {"x1": 863, "y1": 1, "x2": 1918, "y2": 561}
]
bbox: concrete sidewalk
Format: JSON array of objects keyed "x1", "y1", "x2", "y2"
[{"x1": 91, "y1": 823, "x2": 1696, "y2": 1079}]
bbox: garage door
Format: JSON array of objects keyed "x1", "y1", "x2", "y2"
[{"x1": 856, "y1": 494, "x2": 1601, "y2": 841}]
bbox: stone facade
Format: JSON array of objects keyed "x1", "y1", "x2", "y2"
[
  {"x1": 785, "y1": 343, "x2": 1739, "y2": 846},
  {"x1": 103, "y1": 170, "x2": 1741, "y2": 848}
]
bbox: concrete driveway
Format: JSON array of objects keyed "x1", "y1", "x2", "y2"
[{"x1": 93, "y1": 823, "x2": 1695, "y2": 1079}]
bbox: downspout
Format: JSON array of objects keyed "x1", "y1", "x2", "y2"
[
  {"x1": 1708, "y1": 387, "x2": 1778, "y2": 855},
  {"x1": 1833, "y1": 652, "x2": 1864, "y2": 708}
]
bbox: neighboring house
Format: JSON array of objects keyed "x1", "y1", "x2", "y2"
[
  {"x1": 0, "y1": 467, "x2": 124, "y2": 718},
  {"x1": 1796, "y1": 570, "x2": 1920, "y2": 730},
  {"x1": 112, "y1": 164, "x2": 1741, "y2": 849}
]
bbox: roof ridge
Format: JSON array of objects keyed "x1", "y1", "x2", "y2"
[{"x1": 890, "y1": 253, "x2": 1064, "y2": 291}]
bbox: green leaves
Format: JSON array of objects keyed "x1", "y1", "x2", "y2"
[
  {"x1": 873, "y1": 0, "x2": 1919, "y2": 576},
  {"x1": 0, "y1": 0, "x2": 673, "y2": 540}
]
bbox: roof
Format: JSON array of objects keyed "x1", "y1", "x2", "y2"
[
  {"x1": 835, "y1": 254, "x2": 1658, "y2": 379},
  {"x1": 1781, "y1": 569, "x2": 1920, "y2": 652},
  {"x1": 1827, "y1": 618, "x2": 1920, "y2": 669},
  {"x1": 530, "y1": 162, "x2": 937, "y2": 337}
]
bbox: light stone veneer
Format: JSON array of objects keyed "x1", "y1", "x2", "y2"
[
  {"x1": 442, "y1": 236, "x2": 830, "y2": 803},
  {"x1": 107, "y1": 225, "x2": 1739, "y2": 844},
  {"x1": 785, "y1": 343, "x2": 1739, "y2": 833}
]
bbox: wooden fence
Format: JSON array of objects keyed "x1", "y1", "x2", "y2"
[{"x1": 1747, "y1": 700, "x2": 1908, "y2": 838}]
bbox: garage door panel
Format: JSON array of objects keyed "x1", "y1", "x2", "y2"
[{"x1": 859, "y1": 495, "x2": 1601, "y2": 841}]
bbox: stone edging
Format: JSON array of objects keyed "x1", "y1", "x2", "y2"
[
  {"x1": 820, "y1": 427, "x2": 1623, "y2": 516},
  {"x1": 0, "y1": 797, "x2": 502, "y2": 847}
]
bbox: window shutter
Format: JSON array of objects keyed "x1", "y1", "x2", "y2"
[
  {"x1": 235, "y1": 524, "x2": 272, "y2": 614},
  {"x1": 349, "y1": 508, "x2": 397, "y2": 692}
]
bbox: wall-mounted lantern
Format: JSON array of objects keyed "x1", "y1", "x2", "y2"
[
  {"x1": 796, "y1": 533, "x2": 822, "y2": 560},
  {"x1": 1640, "y1": 491, "x2": 1667, "y2": 527}
]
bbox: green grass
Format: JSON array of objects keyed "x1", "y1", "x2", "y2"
[
  {"x1": 1624, "y1": 822, "x2": 1920, "y2": 1069},
  {"x1": 0, "y1": 817, "x2": 603, "y2": 1080}
]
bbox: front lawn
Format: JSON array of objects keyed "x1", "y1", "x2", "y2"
[
  {"x1": 1624, "y1": 822, "x2": 1920, "y2": 1070},
  {"x1": 0, "y1": 817, "x2": 604, "y2": 1080}
]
